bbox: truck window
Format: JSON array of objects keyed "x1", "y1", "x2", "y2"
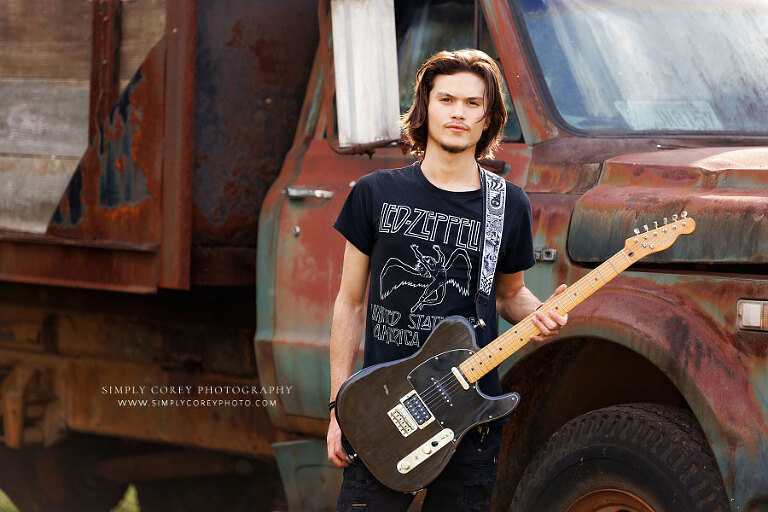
[
  {"x1": 512, "y1": 0, "x2": 768, "y2": 135},
  {"x1": 395, "y1": 0, "x2": 523, "y2": 141}
]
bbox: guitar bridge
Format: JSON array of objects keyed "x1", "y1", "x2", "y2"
[{"x1": 387, "y1": 390, "x2": 435, "y2": 437}]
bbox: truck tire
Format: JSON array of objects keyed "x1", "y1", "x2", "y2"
[{"x1": 510, "y1": 404, "x2": 730, "y2": 512}]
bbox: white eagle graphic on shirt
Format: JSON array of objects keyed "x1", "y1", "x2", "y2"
[{"x1": 379, "y1": 244, "x2": 472, "y2": 313}]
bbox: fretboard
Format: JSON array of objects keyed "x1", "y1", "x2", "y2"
[{"x1": 458, "y1": 247, "x2": 638, "y2": 383}]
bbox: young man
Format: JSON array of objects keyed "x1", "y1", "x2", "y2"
[{"x1": 327, "y1": 49, "x2": 567, "y2": 511}]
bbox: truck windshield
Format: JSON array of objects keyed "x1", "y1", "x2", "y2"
[{"x1": 513, "y1": 0, "x2": 768, "y2": 135}]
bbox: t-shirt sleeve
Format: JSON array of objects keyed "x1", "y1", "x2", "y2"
[
  {"x1": 333, "y1": 176, "x2": 376, "y2": 255},
  {"x1": 497, "y1": 185, "x2": 536, "y2": 274}
]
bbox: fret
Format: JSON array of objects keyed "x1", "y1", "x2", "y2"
[
  {"x1": 483, "y1": 347, "x2": 500, "y2": 366},
  {"x1": 554, "y1": 296, "x2": 567, "y2": 313},
  {"x1": 568, "y1": 286, "x2": 583, "y2": 306},
  {"x1": 607, "y1": 258, "x2": 620, "y2": 274},
  {"x1": 498, "y1": 336, "x2": 515, "y2": 359},
  {"x1": 596, "y1": 266, "x2": 609, "y2": 282},
  {"x1": 621, "y1": 249, "x2": 633, "y2": 265},
  {"x1": 586, "y1": 274, "x2": 598, "y2": 291}
]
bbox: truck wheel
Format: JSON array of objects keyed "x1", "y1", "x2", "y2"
[{"x1": 510, "y1": 404, "x2": 730, "y2": 512}]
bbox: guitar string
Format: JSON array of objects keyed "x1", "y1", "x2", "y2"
[
  {"x1": 421, "y1": 375, "x2": 464, "y2": 411},
  {"x1": 416, "y1": 372, "x2": 460, "y2": 405}
]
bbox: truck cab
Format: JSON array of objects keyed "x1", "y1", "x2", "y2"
[{"x1": 260, "y1": 0, "x2": 768, "y2": 510}]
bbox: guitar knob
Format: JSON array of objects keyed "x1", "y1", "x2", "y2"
[
  {"x1": 423, "y1": 446, "x2": 432, "y2": 454},
  {"x1": 663, "y1": 217, "x2": 668, "y2": 225},
  {"x1": 643, "y1": 224, "x2": 649, "y2": 232},
  {"x1": 653, "y1": 221, "x2": 658, "y2": 229},
  {"x1": 633, "y1": 228, "x2": 640, "y2": 235},
  {"x1": 681, "y1": 211, "x2": 688, "y2": 218},
  {"x1": 673, "y1": 214, "x2": 678, "y2": 221},
  {"x1": 399, "y1": 461, "x2": 410, "y2": 470}
]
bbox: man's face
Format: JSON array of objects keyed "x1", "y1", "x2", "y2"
[{"x1": 426, "y1": 72, "x2": 490, "y2": 156}]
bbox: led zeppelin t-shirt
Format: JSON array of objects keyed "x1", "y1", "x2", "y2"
[{"x1": 333, "y1": 161, "x2": 535, "y2": 396}]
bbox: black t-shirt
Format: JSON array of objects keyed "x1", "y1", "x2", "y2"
[{"x1": 333, "y1": 161, "x2": 535, "y2": 396}]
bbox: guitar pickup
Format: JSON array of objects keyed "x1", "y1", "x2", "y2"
[{"x1": 387, "y1": 390, "x2": 435, "y2": 437}]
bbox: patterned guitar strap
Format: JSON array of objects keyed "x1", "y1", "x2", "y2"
[{"x1": 474, "y1": 166, "x2": 506, "y2": 329}]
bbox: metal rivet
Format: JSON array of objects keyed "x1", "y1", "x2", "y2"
[{"x1": 293, "y1": 225, "x2": 300, "y2": 237}]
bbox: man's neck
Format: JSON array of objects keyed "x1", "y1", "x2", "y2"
[{"x1": 420, "y1": 147, "x2": 480, "y2": 192}]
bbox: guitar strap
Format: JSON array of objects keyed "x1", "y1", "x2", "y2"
[{"x1": 474, "y1": 166, "x2": 506, "y2": 329}]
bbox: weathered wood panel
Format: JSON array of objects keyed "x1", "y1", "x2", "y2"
[
  {"x1": 0, "y1": 0, "x2": 166, "y2": 81},
  {"x1": 0, "y1": 155, "x2": 79, "y2": 233},
  {"x1": 121, "y1": 0, "x2": 167, "y2": 81},
  {"x1": 0, "y1": 0, "x2": 92, "y2": 79},
  {"x1": 0, "y1": 78, "x2": 89, "y2": 157}
]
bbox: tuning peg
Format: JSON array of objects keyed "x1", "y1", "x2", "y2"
[
  {"x1": 673, "y1": 214, "x2": 678, "y2": 221},
  {"x1": 681, "y1": 211, "x2": 687, "y2": 218},
  {"x1": 653, "y1": 221, "x2": 658, "y2": 229},
  {"x1": 634, "y1": 228, "x2": 640, "y2": 235},
  {"x1": 643, "y1": 224, "x2": 649, "y2": 232},
  {"x1": 663, "y1": 217, "x2": 668, "y2": 225}
]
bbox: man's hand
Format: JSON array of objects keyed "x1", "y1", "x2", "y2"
[
  {"x1": 327, "y1": 413, "x2": 349, "y2": 468},
  {"x1": 530, "y1": 283, "x2": 568, "y2": 342}
]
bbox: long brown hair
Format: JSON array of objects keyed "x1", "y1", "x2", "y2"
[{"x1": 401, "y1": 49, "x2": 507, "y2": 160}]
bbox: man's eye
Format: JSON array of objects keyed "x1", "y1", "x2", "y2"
[
  {"x1": 440, "y1": 98, "x2": 450, "y2": 102},
  {"x1": 469, "y1": 101, "x2": 479, "y2": 106}
]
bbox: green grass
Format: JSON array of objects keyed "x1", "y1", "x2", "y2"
[
  {"x1": 0, "y1": 484, "x2": 140, "y2": 512},
  {"x1": 0, "y1": 489, "x2": 17, "y2": 512},
  {"x1": 111, "y1": 485, "x2": 140, "y2": 512}
]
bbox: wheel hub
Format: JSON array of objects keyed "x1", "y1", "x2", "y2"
[{"x1": 565, "y1": 488, "x2": 655, "y2": 512}]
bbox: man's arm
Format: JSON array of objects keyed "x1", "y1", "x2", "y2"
[
  {"x1": 495, "y1": 271, "x2": 567, "y2": 342},
  {"x1": 327, "y1": 241, "x2": 370, "y2": 468}
]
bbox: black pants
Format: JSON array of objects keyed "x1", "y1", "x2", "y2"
[{"x1": 336, "y1": 425, "x2": 502, "y2": 512}]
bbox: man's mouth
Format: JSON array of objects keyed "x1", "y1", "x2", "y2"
[{"x1": 445, "y1": 123, "x2": 468, "y2": 132}]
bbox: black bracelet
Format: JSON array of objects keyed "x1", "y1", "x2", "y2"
[{"x1": 328, "y1": 400, "x2": 337, "y2": 411}]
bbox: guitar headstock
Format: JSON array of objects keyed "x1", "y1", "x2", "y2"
[{"x1": 624, "y1": 212, "x2": 696, "y2": 257}]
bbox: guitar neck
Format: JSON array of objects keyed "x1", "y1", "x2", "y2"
[{"x1": 458, "y1": 247, "x2": 638, "y2": 384}]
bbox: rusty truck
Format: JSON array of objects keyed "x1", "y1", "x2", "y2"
[{"x1": 0, "y1": 0, "x2": 767, "y2": 511}]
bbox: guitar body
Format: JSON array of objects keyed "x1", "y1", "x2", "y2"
[{"x1": 335, "y1": 316, "x2": 520, "y2": 492}]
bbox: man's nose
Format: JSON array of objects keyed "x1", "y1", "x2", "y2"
[{"x1": 451, "y1": 103, "x2": 466, "y2": 119}]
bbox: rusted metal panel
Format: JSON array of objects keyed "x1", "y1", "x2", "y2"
[
  {"x1": 190, "y1": 0, "x2": 319, "y2": 252},
  {"x1": 50, "y1": 38, "x2": 165, "y2": 243},
  {"x1": 89, "y1": 0, "x2": 122, "y2": 142},
  {"x1": 159, "y1": 0, "x2": 197, "y2": 289},
  {"x1": 569, "y1": 147, "x2": 768, "y2": 264},
  {"x1": 270, "y1": 142, "x2": 412, "y2": 420},
  {"x1": 0, "y1": 37, "x2": 169, "y2": 291},
  {"x1": 65, "y1": 360, "x2": 286, "y2": 459},
  {"x1": 1, "y1": 366, "x2": 37, "y2": 448},
  {"x1": 0, "y1": 236, "x2": 158, "y2": 293}
]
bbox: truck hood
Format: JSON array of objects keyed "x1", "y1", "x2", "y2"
[{"x1": 568, "y1": 147, "x2": 768, "y2": 265}]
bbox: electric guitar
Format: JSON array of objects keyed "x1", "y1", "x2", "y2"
[{"x1": 335, "y1": 214, "x2": 696, "y2": 492}]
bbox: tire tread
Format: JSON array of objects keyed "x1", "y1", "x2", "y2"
[{"x1": 510, "y1": 404, "x2": 730, "y2": 512}]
